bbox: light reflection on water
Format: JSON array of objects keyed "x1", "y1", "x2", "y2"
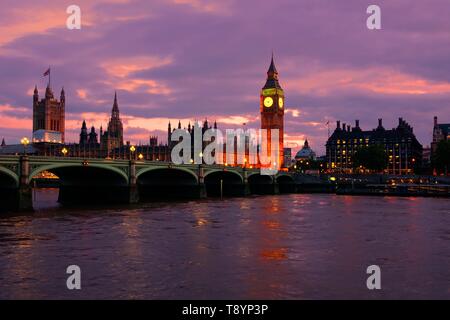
[{"x1": 0, "y1": 188, "x2": 449, "y2": 299}]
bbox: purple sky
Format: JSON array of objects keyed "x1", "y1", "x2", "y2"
[{"x1": 1, "y1": 0, "x2": 450, "y2": 155}]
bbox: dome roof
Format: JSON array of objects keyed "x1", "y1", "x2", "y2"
[{"x1": 295, "y1": 139, "x2": 316, "y2": 160}]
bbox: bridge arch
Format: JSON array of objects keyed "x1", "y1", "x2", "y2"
[
  {"x1": 28, "y1": 163, "x2": 129, "y2": 185},
  {"x1": 136, "y1": 166, "x2": 198, "y2": 183},
  {"x1": 248, "y1": 173, "x2": 274, "y2": 194},
  {"x1": 29, "y1": 162, "x2": 130, "y2": 205},
  {"x1": 276, "y1": 174, "x2": 296, "y2": 193},
  {"x1": 204, "y1": 169, "x2": 243, "y2": 183},
  {"x1": 137, "y1": 167, "x2": 199, "y2": 200},
  {"x1": 0, "y1": 166, "x2": 19, "y2": 187},
  {"x1": 204, "y1": 169, "x2": 244, "y2": 197}
]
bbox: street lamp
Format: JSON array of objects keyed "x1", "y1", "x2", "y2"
[
  {"x1": 129, "y1": 145, "x2": 136, "y2": 160},
  {"x1": 20, "y1": 137, "x2": 29, "y2": 155},
  {"x1": 61, "y1": 147, "x2": 68, "y2": 157},
  {"x1": 138, "y1": 153, "x2": 144, "y2": 160}
]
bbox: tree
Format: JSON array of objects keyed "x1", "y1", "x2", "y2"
[
  {"x1": 353, "y1": 145, "x2": 388, "y2": 172},
  {"x1": 434, "y1": 140, "x2": 450, "y2": 175}
]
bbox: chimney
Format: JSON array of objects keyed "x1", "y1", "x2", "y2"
[
  {"x1": 355, "y1": 120, "x2": 360, "y2": 128},
  {"x1": 434, "y1": 116, "x2": 438, "y2": 126},
  {"x1": 337, "y1": 121, "x2": 341, "y2": 130}
]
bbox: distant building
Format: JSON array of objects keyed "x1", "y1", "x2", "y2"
[
  {"x1": 283, "y1": 147, "x2": 292, "y2": 167},
  {"x1": 326, "y1": 118, "x2": 423, "y2": 174},
  {"x1": 431, "y1": 116, "x2": 450, "y2": 154},
  {"x1": 32, "y1": 84, "x2": 65, "y2": 144},
  {"x1": 101, "y1": 92, "x2": 124, "y2": 153},
  {"x1": 422, "y1": 146, "x2": 431, "y2": 168},
  {"x1": 294, "y1": 139, "x2": 316, "y2": 161}
]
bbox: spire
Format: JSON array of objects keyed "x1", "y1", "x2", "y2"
[
  {"x1": 214, "y1": 120, "x2": 217, "y2": 129},
  {"x1": 304, "y1": 139, "x2": 309, "y2": 149},
  {"x1": 268, "y1": 51, "x2": 277, "y2": 74},
  {"x1": 34, "y1": 85, "x2": 38, "y2": 95},
  {"x1": 263, "y1": 53, "x2": 282, "y2": 90},
  {"x1": 80, "y1": 120, "x2": 88, "y2": 144},
  {"x1": 178, "y1": 120, "x2": 181, "y2": 129},
  {"x1": 1, "y1": 138, "x2": 5, "y2": 147},
  {"x1": 111, "y1": 91, "x2": 120, "y2": 119}
]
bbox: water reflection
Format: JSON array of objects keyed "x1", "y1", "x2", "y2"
[{"x1": 0, "y1": 189, "x2": 449, "y2": 299}]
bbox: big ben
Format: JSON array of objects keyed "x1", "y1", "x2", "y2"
[{"x1": 260, "y1": 54, "x2": 284, "y2": 169}]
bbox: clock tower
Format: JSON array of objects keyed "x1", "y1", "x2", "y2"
[{"x1": 260, "y1": 54, "x2": 284, "y2": 168}]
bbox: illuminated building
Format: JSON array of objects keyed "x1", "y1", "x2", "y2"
[
  {"x1": 32, "y1": 84, "x2": 65, "y2": 144},
  {"x1": 260, "y1": 54, "x2": 285, "y2": 169},
  {"x1": 326, "y1": 118, "x2": 423, "y2": 174},
  {"x1": 294, "y1": 139, "x2": 316, "y2": 161}
]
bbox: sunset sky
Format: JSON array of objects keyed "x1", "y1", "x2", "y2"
[{"x1": 1, "y1": 0, "x2": 450, "y2": 154}]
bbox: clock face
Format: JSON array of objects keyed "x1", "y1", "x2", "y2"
[
  {"x1": 264, "y1": 97, "x2": 273, "y2": 108},
  {"x1": 278, "y1": 97, "x2": 284, "y2": 109}
]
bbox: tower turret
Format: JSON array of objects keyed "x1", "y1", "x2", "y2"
[{"x1": 80, "y1": 120, "x2": 88, "y2": 145}]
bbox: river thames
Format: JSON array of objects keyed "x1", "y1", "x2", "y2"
[{"x1": 0, "y1": 188, "x2": 449, "y2": 299}]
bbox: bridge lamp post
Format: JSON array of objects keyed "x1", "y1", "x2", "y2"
[
  {"x1": 138, "y1": 153, "x2": 144, "y2": 161},
  {"x1": 129, "y1": 145, "x2": 136, "y2": 160},
  {"x1": 61, "y1": 147, "x2": 68, "y2": 157},
  {"x1": 20, "y1": 137, "x2": 29, "y2": 155}
]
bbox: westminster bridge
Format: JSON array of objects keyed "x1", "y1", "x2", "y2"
[{"x1": 0, "y1": 155, "x2": 297, "y2": 211}]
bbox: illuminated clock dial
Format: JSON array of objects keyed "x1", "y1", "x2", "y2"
[
  {"x1": 278, "y1": 97, "x2": 284, "y2": 109},
  {"x1": 264, "y1": 97, "x2": 273, "y2": 108}
]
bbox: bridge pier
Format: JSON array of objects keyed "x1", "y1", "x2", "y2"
[
  {"x1": 128, "y1": 160, "x2": 139, "y2": 204},
  {"x1": 243, "y1": 171, "x2": 251, "y2": 196},
  {"x1": 198, "y1": 166, "x2": 207, "y2": 198},
  {"x1": 17, "y1": 155, "x2": 33, "y2": 211},
  {"x1": 198, "y1": 183, "x2": 207, "y2": 199},
  {"x1": 272, "y1": 182, "x2": 280, "y2": 195}
]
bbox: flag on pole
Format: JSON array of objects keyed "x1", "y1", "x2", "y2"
[{"x1": 43, "y1": 68, "x2": 50, "y2": 77}]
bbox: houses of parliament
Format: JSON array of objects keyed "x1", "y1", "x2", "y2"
[{"x1": 8, "y1": 55, "x2": 287, "y2": 166}]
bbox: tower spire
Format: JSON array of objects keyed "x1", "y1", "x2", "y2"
[
  {"x1": 111, "y1": 91, "x2": 120, "y2": 119},
  {"x1": 263, "y1": 53, "x2": 282, "y2": 90},
  {"x1": 268, "y1": 51, "x2": 278, "y2": 75}
]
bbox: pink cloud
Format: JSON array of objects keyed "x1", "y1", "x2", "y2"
[{"x1": 285, "y1": 68, "x2": 450, "y2": 96}]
